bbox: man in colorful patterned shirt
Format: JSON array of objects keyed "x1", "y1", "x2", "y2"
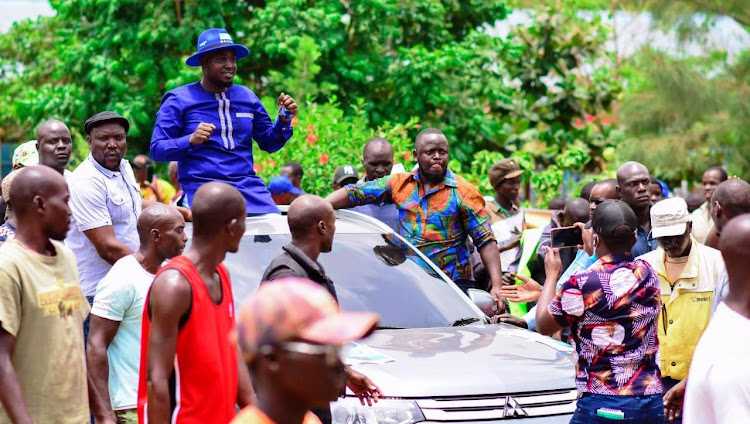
[
  {"x1": 536, "y1": 200, "x2": 663, "y2": 423},
  {"x1": 326, "y1": 128, "x2": 505, "y2": 307}
]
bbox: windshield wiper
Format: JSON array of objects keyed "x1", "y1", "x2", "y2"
[
  {"x1": 375, "y1": 325, "x2": 404, "y2": 330},
  {"x1": 451, "y1": 317, "x2": 481, "y2": 327}
]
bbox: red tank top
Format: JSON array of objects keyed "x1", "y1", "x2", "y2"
[{"x1": 137, "y1": 256, "x2": 238, "y2": 424}]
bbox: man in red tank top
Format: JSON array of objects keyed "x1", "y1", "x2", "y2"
[{"x1": 138, "y1": 182, "x2": 255, "y2": 424}]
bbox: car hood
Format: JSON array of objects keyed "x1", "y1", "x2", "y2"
[{"x1": 346, "y1": 324, "x2": 576, "y2": 397}]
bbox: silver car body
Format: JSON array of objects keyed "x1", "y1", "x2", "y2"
[{"x1": 188, "y1": 209, "x2": 578, "y2": 423}]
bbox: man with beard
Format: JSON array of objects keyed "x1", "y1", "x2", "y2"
[
  {"x1": 326, "y1": 128, "x2": 505, "y2": 309},
  {"x1": 639, "y1": 198, "x2": 724, "y2": 423},
  {"x1": 151, "y1": 28, "x2": 298, "y2": 214},
  {"x1": 67, "y1": 112, "x2": 142, "y2": 336}
]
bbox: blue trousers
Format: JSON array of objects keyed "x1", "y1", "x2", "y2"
[{"x1": 570, "y1": 393, "x2": 664, "y2": 423}]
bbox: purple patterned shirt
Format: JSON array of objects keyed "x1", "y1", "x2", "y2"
[{"x1": 549, "y1": 254, "x2": 663, "y2": 396}]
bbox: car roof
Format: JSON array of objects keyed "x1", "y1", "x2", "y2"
[{"x1": 185, "y1": 206, "x2": 393, "y2": 236}]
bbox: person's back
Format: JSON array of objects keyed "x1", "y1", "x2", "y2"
[
  {"x1": 684, "y1": 215, "x2": 750, "y2": 423},
  {"x1": 138, "y1": 182, "x2": 252, "y2": 423},
  {"x1": 137, "y1": 255, "x2": 237, "y2": 423},
  {"x1": 536, "y1": 200, "x2": 664, "y2": 423}
]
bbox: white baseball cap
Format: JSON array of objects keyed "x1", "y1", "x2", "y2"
[{"x1": 650, "y1": 197, "x2": 690, "y2": 238}]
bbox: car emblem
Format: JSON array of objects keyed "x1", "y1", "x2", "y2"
[{"x1": 503, "y1": 396, "x2": 528, "y2": 417}]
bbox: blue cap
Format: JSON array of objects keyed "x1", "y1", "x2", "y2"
[
  {"x1": 268, "y1": 175, "x2": 303, "y2": 196},
  {"x1": 186, "y1": 28, "x2": 250, "y2": 66}
]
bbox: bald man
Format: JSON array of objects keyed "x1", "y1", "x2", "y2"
[
  {"x1": 362, "y1": 137, "x2": 394, "y2": 181},
  {"x1": 35, "y1": 119, "x2": 73, "y2": 176},
  {"x1": 708, "y1": 178, "x2": 750, "y2": 314},
  {"x1": 261, "y1": 195, "x2": 382, "y2": 424},
  {"x1": 138, "y1": 182, "x2": 254, "y2": 424},
  {"x1": 88, "y1": 204, "x2": 187, "y2": 423},
  {"x1": 617, "y1": 161, "x2": 658, "y2": 256},
  {"x1": 684, "y1": 215, "x2": 750, "y2": 423},
  {"x1": 0, "y1": 166, "x2": 109, "y2": 423},
  {"x1": 352, "y1": 137, "x2": 399, "y2": 231}
]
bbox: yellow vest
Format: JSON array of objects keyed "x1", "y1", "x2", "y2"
[{"x1": 639, "y1": 238, "x2": 724, "y2": 380}]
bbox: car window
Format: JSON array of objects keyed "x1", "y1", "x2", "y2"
[{"x1": 222, "y1": 233, "x2": 482, "y2": 329}]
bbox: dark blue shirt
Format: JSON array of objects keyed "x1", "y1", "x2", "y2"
[
  {"x1": 632, "y1": 225, "x2": 658, "y2": 257},
  {"x1": 150, "y1": 82, "x2": 293, "y2": 214}
]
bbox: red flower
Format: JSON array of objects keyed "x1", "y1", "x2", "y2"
[
  {"x1": 267, "y1": 158, "x2": 277, "y2": 167},
  {"x1": 319, "y1": 154, "x2": 329, "y2": 165},
  {"x1": 306, "y1": 124, "x2": 314, "y2": 132},
  {"x1": 403, "y1": 151, "x2": 412, "y2": 162},
  {"x1": 292, "y1": 116, "x2": 299, "y2": 127},
  {"x1": 253, "y1": 163, "x2": 261, "y2": 173},
  {"x1": 306, "y1": 134, "x2": 318, "y2": 144}
]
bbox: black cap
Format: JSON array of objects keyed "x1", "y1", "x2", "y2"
[
  {"x1": 84, "y1": 111, "x2": 130, "y2": 135},
  {"x1": 333, "y1": 165, "x2": 359, "y2": 186},
  {"x1": 587, "y1": 200, "x2": 638, "y2": 238}
]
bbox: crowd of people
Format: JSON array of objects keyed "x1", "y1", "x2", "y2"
[{"x1": 0, "y1": 27, "x2": 748, "y2": 424}]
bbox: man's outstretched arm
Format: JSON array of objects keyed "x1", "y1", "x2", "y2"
[{"x1": 146, "y1": 270, "x2": 192, "y2": 424}]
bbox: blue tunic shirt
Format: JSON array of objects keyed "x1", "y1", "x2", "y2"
[{"x1": 150, "y1": 82, "x2": 294, "y2": 214}]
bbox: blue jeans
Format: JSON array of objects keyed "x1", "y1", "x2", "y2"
[{"x1": 570, "y1": 393, "x2": 664, "y2": 423}]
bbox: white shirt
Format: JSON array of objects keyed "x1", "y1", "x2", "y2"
[
  {"x1": 690, "y1": 202, "x2": 714, "y2": 244},
  {"x1": 67, "y1": 155, "x2": 142, "y2": 297},
  {"x1": 683, "y1": 302, "x2": 750, "y2": 424},
  {"x1": 90, "y1": 255, "x2": 153, "y2": 409}
]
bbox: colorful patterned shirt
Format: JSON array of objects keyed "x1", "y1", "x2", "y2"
[
  {"x1": 549, "y1": 254, "x2": 662, "y2": 396},
  {"x1": 345, "y1": 170, "x2": 495, "y2": 283}
]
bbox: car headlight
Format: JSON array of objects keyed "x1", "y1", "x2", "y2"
[{"x1": 331, "y1": 398, "x2": 425, "y2": 424}]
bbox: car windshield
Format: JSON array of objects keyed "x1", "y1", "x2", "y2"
[{"x1": 223, "y1": 232, "x2": 482, "y2": 329}]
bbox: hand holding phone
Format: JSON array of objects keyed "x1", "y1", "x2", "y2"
[{"x1": 550, "y1": 225, "x2": 583, "y2": 249}]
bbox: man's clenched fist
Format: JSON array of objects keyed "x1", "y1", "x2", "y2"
[{"x1": 189, "y1": 122, "x2": 215, "y2": 146}]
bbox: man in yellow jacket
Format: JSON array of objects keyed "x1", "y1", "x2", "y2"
[{"x1": 639, "y1": 197, "x2": 724, "y2": 423}]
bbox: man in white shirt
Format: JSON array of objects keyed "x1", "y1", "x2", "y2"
[
  {"x1": 86, "y1": 203, "x2": 187, "y2": 423},
  {"x1": 684, "y1": 214, "x2": 750, "y2": 424},
  {"x1": 67, "y1": 112, "x2": 142, "y2": 339}
]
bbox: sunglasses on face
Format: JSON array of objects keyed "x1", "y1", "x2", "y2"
[{"x1": 269, "y1": 341, "x2": 343, "y2": 367}]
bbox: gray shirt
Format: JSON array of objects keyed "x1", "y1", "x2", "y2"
[{"x1": 67, "y1": 155, "x2": 142, "y2": 297}]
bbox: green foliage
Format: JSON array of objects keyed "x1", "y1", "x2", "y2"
[
  {"x1": 616, "y1": 48, "x2": 750, "y2": 184},
  {"x1": 0, "y1": 0, "x2": 622, "y2": 204},
  {"x1": 252, "y1": 97, "x2": 418, "y2": 196}
]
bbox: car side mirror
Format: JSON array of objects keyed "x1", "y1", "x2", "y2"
[{"x1": 467, "y1": 289, "x2": 495, "y2": 317}]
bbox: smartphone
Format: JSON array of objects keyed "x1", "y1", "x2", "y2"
[{"x1": 550, "y1": 226, "x2": 583, "y2": 249}]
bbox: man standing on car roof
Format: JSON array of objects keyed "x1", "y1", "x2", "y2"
[
  {"x1": 150, "y1": 28, "x2": 297, "y2": 214},
  {"x1": 262, "y1": 194, "x2": 382, "y2": 424},
  {"x1": 326, "y1": 128, "x2": 506, "y2": 308}
]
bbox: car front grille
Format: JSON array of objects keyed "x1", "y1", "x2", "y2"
[{"x1": 414, "y1": 388, "x2": 578, "y2": 420}]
